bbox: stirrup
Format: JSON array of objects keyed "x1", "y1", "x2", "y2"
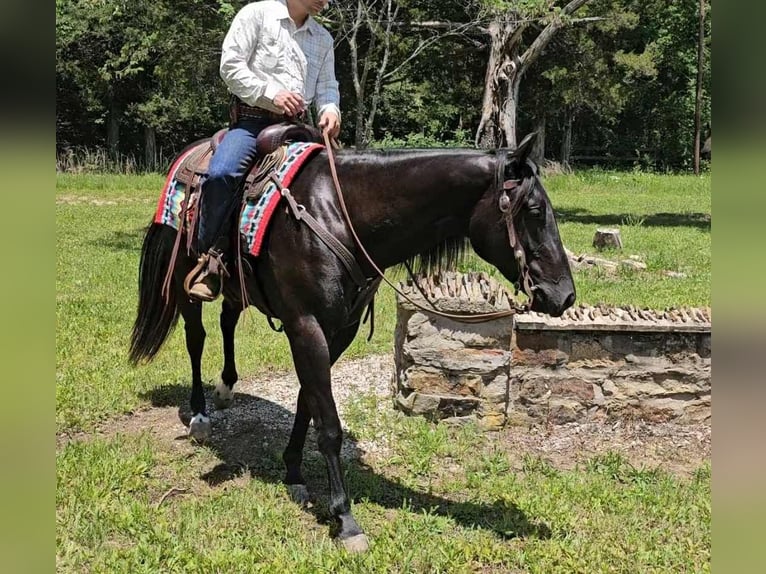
[{"x1": 183, "y1": 250, "x2": 228, "y2": 301}]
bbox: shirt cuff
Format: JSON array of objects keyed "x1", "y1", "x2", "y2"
[
  {"x1": 318, "y1": 103, "x2": 341, "y2": 122},
  {"x1": 263, "y1": 82, "x2": 281, "y2": 103}
]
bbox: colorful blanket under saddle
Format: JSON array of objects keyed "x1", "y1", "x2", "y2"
[{"x1": 154, "y1": 141, "x2": 324, "y2": 257}]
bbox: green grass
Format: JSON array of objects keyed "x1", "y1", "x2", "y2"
[
  {"x1": 57, "y1": 397, "x2": 710, "y2": 573},
  {"x1": 546, "y1": 170, "x2": 711, "y2": 308},
  {"x1": 460, "y1": 170, "x2": 711, "y2": 308},
  {"x1": 56, "y1": 170, "x2": 710, "y2": 572}
]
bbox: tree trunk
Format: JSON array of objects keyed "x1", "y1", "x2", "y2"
[
  {"x1": 503, "y1": 78, "x2": 521, "y2": 149},
  {"x1": 561, "y1": 111, "x2": 573, "y2": 169},
  {"x1": 364, "y1": 0, "x2": 397, "y2": 146},
  {"x1": 346, "y1": 0, "x2": 371, "y2": 149},
  {"x1": 693, "y1": 0, "x2": 706, "y2": 174},
  {"x1": 530, "y1": 115, "x2": 546, "y2": 163},
  {"x1": 476, "y1": 20, "x2": 521, "y2": 149},
  {"x1": 476, "y1": 22, "x2": 502, "y2": 149},
  {"x1": 107, "y1": 100, "x2": 120, "y2": 160},
  {"x1": 355, "y1": 98, "x2": 367, "y2": 149},
  {"x1": 144, "y1": 125, "x2": 157, "y2": 171},
  {"x1": 475, "y1": 1, "x2": 590, "y2": 150}
]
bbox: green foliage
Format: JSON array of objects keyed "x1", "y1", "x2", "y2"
[
  {"x1": 56, "y1": 0, "x2": 711, "y2": 171},
  {"x1": 57, "y1": 0, "x2": 232, "y2": 159},
  {"x1": 577, "y1": 0, "x2": 711, "y2": 169},
  {"x1": 477, "y1": 0, "x2": 552, "y2": 18}
]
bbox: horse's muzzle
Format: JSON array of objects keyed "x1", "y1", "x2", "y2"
[{"x1": 530, "y1": 284, "x2": 576, "y2": 317}]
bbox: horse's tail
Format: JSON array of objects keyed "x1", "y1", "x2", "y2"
[{"x1": 129, "y1": 223, "x2": 182, "y2": 364}]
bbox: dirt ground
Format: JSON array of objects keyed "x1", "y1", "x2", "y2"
[{"x1": 63, "y1": 354, "x2": 710, "y2": 481}]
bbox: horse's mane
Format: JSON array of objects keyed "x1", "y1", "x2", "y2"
[
  {"x1": 393, "y1": 150, "x2": 539, "y2": 277},
  {"x1": 395, "y1": 149, "x2": 504, "y2": 276},
  {"x1": 398, "y1": 236, "x2": 471, "y2": 277}
]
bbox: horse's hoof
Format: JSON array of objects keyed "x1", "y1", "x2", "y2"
[
  {"x1": 213, "y1": 381, "x2": 233, "y2": 410},
  {"x1": 286, "y1": 484, "x2": 312, "y2": 508},
  {"x1": 338, "y1": 533, "x2": 369, "y2": 553},
  {"x1": 188, "y1": 414, "x2": 211, "y2": 442}
]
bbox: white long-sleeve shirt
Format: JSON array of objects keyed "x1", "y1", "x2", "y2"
[{"x1": 220, "y1": 0, "x2": 341, "y2": 120}]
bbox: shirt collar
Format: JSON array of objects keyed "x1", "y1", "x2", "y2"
[{"x1": 276, "y1": 0, "x2": 316, "y2": 35}]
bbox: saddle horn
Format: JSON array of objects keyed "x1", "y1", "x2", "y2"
[{"x1": 256, "y1": 123, "x2": 323, "y2": 156}]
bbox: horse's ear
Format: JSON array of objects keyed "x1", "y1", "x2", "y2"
[{"x1": 510, "y1": 132, "x2": 538, "y2": 164}]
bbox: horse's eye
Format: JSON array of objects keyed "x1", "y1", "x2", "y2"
[{"x1": 527, "y1": 207, "x2": 543, "y2": 219}]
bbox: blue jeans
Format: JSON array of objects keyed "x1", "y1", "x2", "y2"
[{"x1": 197, "y1": 118, "x2": 274, "y2": 252}]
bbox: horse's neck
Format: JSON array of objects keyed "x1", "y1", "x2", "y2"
[
  {"x1": 348, "y1": 152, "x2": 494, "y2": 214},
  {"x1": 338, "y1": 152, "x2": 495, "y2": 266}
]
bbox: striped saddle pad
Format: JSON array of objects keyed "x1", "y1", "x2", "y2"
[{"x1": 154, "y1": 140, "x2": 324, "y2": 256}]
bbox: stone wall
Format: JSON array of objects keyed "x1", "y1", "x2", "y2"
[
  {"x1": 392, "y1": 273, "x2": 711, "y2": 427},
  {"x1": 510, "y1": 311, "x2": 711, "y2": 425},
  {"x1": 393, "y1": 273, "x2": 515, "y2": 430}
]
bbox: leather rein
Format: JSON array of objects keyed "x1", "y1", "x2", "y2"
[{"x1": 321, "y1": 132, "x2": 535, "y2": 323}]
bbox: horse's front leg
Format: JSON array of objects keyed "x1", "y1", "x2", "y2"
[
  {"x1": 213, "y1": 299, "x2": 241, "y2": 409},
  {"x1": 282, "y1": 322, "x2": 362, "y2": 511},
  {"x1": 178, "y1": 298, "x2": 210, "y2": 441},
  {"x1": 284, "y1": 315, "x2": 369, "y2": 553},
  {"x1": 283, "y1": 389, "x2": 312, "y2": 506}
]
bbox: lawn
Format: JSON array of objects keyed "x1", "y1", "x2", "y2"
[{"x1": 56, "y1": 170, "x2": 710, "y2": 572}]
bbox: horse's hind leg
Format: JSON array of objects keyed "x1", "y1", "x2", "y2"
[
  {"x1": 213, "y1": 299, "x2": 241, "y2": 409},
  {"x1": 178, "y1": 297, "x2": 210, "y2": 441}
]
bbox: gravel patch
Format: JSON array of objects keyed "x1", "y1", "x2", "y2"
[
  {"x1": 63, "y1": 353, "x2": 710, "y2": 477},
  {"x1": 208, "y1": 354, "x2": 395, "y2": 463},
  {"x1": 56, "y1": 194, "x2": 155, "y2": 205}
]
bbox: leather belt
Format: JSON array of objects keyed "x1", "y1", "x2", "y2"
[
  {"x1": 230, "y1": 100, "x2": 284, "y2": 123},
  {"x1": 229, "y1": 96, "x2": 304, "y2": 124}
]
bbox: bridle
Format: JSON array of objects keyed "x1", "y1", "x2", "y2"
[
  {"x1": 322, "y1": 132, "x2": 536, "y2": 323},
  {"x1": 498, "y1": 176, "x2": 536, "y2": 312}
]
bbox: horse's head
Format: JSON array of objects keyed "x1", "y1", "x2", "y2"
[{"x1": 469, "y1": 133, "x2": 575, "y2": 316}]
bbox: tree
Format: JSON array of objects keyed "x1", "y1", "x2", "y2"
[
  {"x1": 473, "y1": 0, "x2": 591, "y2": 149},
  {"x1": 608, "y1": 0, "x2": 711, "y2": 170},
  {"x1": 55, "y1": 0, "x2": 711, "y2": 171},
  {"x1": 56, "y1": 0, "x2": 232, "y2": 166},
  {"x1": 693, "y1": 0, "x2": 708, "y2": 174},
  {"x1": 521, "y1": 0, "x2": 652, "y2": 166},
  {"x1": 327, "y1": 0, "x2": 477, "y2": 149},
  {"x1": 330, "y1": 0, "x2": 400, "y2": 149}
]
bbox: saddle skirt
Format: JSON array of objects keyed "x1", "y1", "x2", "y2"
[{"x1": 154, "y1": 138, "x2": 324, "y2": 257}]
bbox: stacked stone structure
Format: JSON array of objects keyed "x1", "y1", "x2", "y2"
[
  {"x1": 393, "y1": 273, "x2": 711, "y2": 428},
  {"x1": 510, "y1": 305, "x2": 711, "y2": 425},
  {"x1": 393, "y1": 272, "x2": 515, "y2": 430}
]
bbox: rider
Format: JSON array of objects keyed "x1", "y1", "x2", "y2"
[{"x1": 186, "y1": 0, "x2": 341, "y2": 302}]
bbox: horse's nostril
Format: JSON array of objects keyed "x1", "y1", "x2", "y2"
[{"x1": 564, "y1": 292, "x2": 576, "y2": 309}]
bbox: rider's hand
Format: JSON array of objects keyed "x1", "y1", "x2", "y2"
[
  {"x1": 272, "y1": 90, "x2": 305, "y2": 117},
  {"x1": 318, "y1": 111, "x2": 341, "y2": 142}
]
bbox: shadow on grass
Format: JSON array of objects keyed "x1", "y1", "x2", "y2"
[
  {"x1": 91, "y1": 227, "x2": 147, "y2": 252},
  {"x1": 556, "y1": 209, "x2": 711, "y2": 230},
  {"x1": 143, "y1": 382, "x2": 197, "y2": 408},
  {"x1": 140, "y1": 384, "x2": 551, "y2": 541}
]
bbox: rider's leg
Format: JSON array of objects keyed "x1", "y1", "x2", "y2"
[{"x1": 187, "y1": 118, "x2": 270, "y2": 302}]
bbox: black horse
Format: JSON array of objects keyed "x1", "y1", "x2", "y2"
[{"x1": 129, "y1": 132, "x2": 575, "y2": 551}]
